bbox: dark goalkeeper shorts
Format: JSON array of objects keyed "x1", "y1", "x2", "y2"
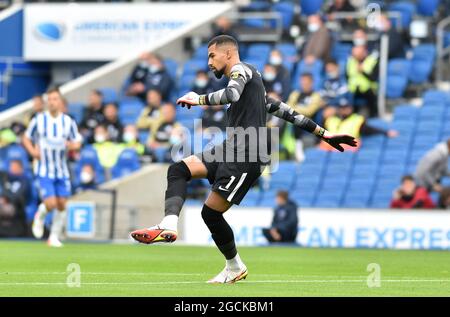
[{"x1": 195, "y1": 145, "x2": 265, "y2": 205}]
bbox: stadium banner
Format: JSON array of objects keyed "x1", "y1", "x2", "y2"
[
  {"x1": 66, "y1": 201, "x2": 96, "y2": 238},
  {"x1": 23, "y1": 3, "x2": 230, "y2": 61},
  {"x1": 183, "y1": 207, "x2": 450, "y2": 250}
]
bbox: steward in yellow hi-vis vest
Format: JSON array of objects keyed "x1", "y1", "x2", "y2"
[
  {"x1": 319, "y1": 96, "x2": 395, "y2": 152},
  {"x1": 346, "y1": 45, "x2": 379, "y2": 117}
]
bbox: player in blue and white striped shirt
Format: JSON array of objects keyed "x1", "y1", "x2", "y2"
[{"x1": 23, "y1": 87, "x2": 82, "y2": 247}]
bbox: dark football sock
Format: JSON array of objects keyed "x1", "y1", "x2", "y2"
[
  {"x1": 201, "y1": 204, "x2": 237, "y2": 260},
  {"x1": 164, "y1": 161, "x2": 192, "y2": 217}
]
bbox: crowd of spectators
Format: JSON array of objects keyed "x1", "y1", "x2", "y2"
[{"x1": 1, "y1": 0, "x2": 450, "y2": 237}]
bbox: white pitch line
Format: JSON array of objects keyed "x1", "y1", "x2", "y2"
[
  {"x1": 1, "y1": 272, "x2": 448, "y2": 280},
  {"x1": 0, "y1": 279, "x2": 449, "y2": 286}
]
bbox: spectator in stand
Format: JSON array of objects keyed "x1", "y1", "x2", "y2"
[
  {"x1": 287, "y1": 73, "x2": 325, "y2": 119},
  {"x1": 262, "y1": 64, "x2": 290, "y2": 101},
  {"x1": 262, "y1": 191, "x2": 298, "y2": 243},
  {"x1": 24, "y1": 95, "x2": 45, "y2": 126},
  {"x1": 326, "y1": 0, "x2": 356, "y2": 29},
  {"x1": 267, "y1": 49, "x2": 292, "y2": 99},
  {"x1": 321, "y1": 59, "x2": 349, "y2": 106},
  {"x1": 346, "y1": 45, "x2": 379, "y2": 117},
  {"x1": 0, "y1": 160, "x2": 28, "y2": 237},
  {"x1": 318, "y1": 96, "x2": 398, "y2": 152},
  {"x1": 286, "y1": 73, "x2": 325, "y2": 161},
  {"x1": 80, "y1": 90, "x2": 105, "y2": 144},
  {"x1": 126, "y1": 52, "x2": 152, "y2": 101},
  {"x1": 415, "y1": 140, "x2": 450, "y2": 195},
  {"x1": 102, "y1": 102, "x2": 123, "y2": 143},
  {"x1": 390, "y1": 175, "x2": 436, "y2": 209},
  {"x1": 198, "y1": 105, "x2": 227, "y2": 132},
  {"x1": 191, "y1": 70, "x2": 215, "y2": 95},
  {"x1": 121, "y1": 124, "x2": 146, "y2": 157},
  {"x1": 136, "y1": 89, "x2": 163, "y2": 132},
  {"x1": 144, "y1": 53, "x2": 174, "y2": 102},
  {"x1": 148, "y1": 103, "x2": 182, "y2": 162},
  {"x1": 75, "y1": 164, "x2": 97, "y2": 193},
  {"x1": 212, "y1": 16, "x2": 238, "y2": 39},
  {"x1": 374, "y1": 14, "x2": 406, "y2": 59},
  {"x1": 301, "y1": 14, "x2": 332, "y2": 64},
  {"x1": 93, "y1": 125, "x2": 124, "y2": 170}
]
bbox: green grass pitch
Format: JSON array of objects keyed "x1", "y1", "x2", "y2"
[{"x1": 0, "y1": 240, "x2": 449, "y2": 296}]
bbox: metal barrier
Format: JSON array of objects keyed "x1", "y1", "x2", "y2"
[
  {"x1": 230, "y1": 11, "x2": 282, "y2": 42},
  {"x1": 436, "y1": 16, "x2": 450, "y2": 82}
]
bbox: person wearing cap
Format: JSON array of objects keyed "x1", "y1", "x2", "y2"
[{"x1": 319, "y1": 95, "x2": 398, "y2": 151}]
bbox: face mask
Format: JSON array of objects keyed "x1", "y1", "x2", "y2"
[
  {"x1": 170, "y1": 135, "x2": 181, "y2": 145},
  {"x1": 353, "y1": 38, "x2": 367, "y2": 46},
  {"x1": 269, "y1": 56, "x2": 282, "y2": 66},
  {"x1": 308, "y1": 23, "x2": 320, "y2": 33},
  {"x1": 80, "y1": 171, "x2": 93, "y2": 184},
  {"x1": 327, "y1": 72, "x2": 339, "y2": 79},
  {"x1": 139, "y1": 61, "x2": 148, "y2": 69},
  {"x1": 95, "y1": 134, "x2": 106, "y2": 143},
  {"x1": 263, "y1": 72, "x2": 276, "y2": 82},
  {"x1": 195, "y1": 78, "x2": 208, "y2": 88},
  {"x1": 123, "y1": 132, "x2": 135, "y2": 143},
  {"x1": 149, "y1": 64, "x2": 160, "y2": 74}
]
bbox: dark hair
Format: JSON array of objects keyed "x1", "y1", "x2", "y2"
[
  {"x1": 92, "y1": 89, "x2": 103, "y2": 97},
  {"x1": 196, "y1": 70, "x2": 208, "y2": 76},
  {"x1": 46, "y1": 86, "x2": 61, "y2": 95},
  {"x1": 208, "y1": 35, "x2": 238, "y2": 49},
  {"x1": 276, "y1": 190, "x2": 289, "y2": 201},
  {"x1": 301, "y1": 72, "x2": 314, "y2": 80},
  {"x1": 104, "y1": 102, "x2": 118, "y2": 109},
  {"x1": 401, "y1": 175, "x2": 415, "y2": 183},
  {"x1": 326, "y1": 58, "x2": 338, "y2": 65}
]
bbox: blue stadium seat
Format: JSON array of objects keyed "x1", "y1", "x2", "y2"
[
  {"x1": 246, "y1": 44, "x2": 272, "y2": 60},
  {"x1": 370, "y1": 191, "x2": 392, "y2": 208},
  {"x1": 273, "y1": 2, "x2": 295, "y2": 30},
  {"x1": 417, "y1": 0, "x2": 440, "y2": 16},
  {"x1": 378, "y1": 164, "x2": 406, "y2": 179},
  {"x1": 5, "y1": 144, "x2": 30, "y2": 171},
  {"x1": 332, "y1": 43, "x2": 352, "y2": 62},
  {"x1": 119, "y1": 100, "x2": 144, "y2": 125},
  {"x1": 111, "y1": 149, "x2": 141, "y2": 179},
  {"x1": 178, "y1": 73, "x2": 196, "y2": 94},
  {"x1": 423, "y1": 89, "x2": 450, "y2": 105},
  {"x1": 386, "y1": 75, "x2": 409, "y2": 98},
  {"x1": 240, "y1": 189, "x2": 261, "y2": 207},
  {"x1": 275, "y1": 43, "x2": 297, "y2": 59},
  {"x1": 182, "y1": 59, "x2": 207, "y2": 76},
  {"x1": 381, "y1": 149, "x2": 409, "y2": 166},
  {"x1": 389, "y1": 2, "x2": 416, "y2": 28},
  {"x1": 351, "y1": 163, "x2": 379, "y2": 180},
  {"x1": 419, "y1": 106, "x2": 445, "y2": 121},
  {"x1": 193, "y1": 44, "x2": 208, "y2": 60},
  {"x1": 300, "y1": 0, "x2": 323, "y2": 16},
  {"x1": 445, "y1": 32, "x2": 450, "y2": 48},
  {"x1": 385, "y1": 134, "x2": 412, "y2": 151},
  {"x1": 354, "y1": 147, "x2": 382, "y2": 164},
  {"x1": 341, "y1": 191, "x2": 371, "y2": 208},
  {"x1": 68, "y1": 103, "x2": 85, "y2": 124},
  {"x1": 79, "y1": 146, "x2": 103, "y2": 172},
  {"x1": 314, "y1": 192, "x2": 343, "y2": 208},
  {"x1": 164, "y1": 59, "x2": 178, "y2": 80},
  {"x1": 392, "y1": 104, "x2": 419, "y2": 120},
  {"x1": 98, "y1": 88, "x2": 118, "y2": 104},
  {"x1": 292, "y1": 195, "x2": 314, "y2": 207},
  {"x1": 138, "y1": 130, "x2": 149, "y2": 145},
  {"x1": 293, "y1": 59, "x2": 324, "y2": 91},
  {"x1": 360, "y1": 135, "x2": 386, "y2": 150},
  {"x1": 408, "y1": 149, "x2": 428, "y2": 166}
]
